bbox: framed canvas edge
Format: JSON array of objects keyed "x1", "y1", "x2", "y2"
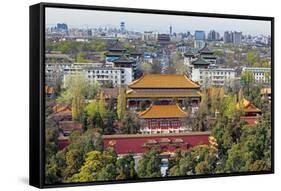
[{"x1": 29, "y1": 2, "x2": 275, "y2": 189}]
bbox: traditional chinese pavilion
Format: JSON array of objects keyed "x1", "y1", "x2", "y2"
[
  {"x1": 237, "y1": 98, "x2": 261, "y2": 116},
  {"x1": 138, "y1": 104, "x2": 189, "y2": 134},
  {"x1": 103, "y1": 132, "x2": 210, "y2": 155},
  {"x1": 237, "y1": 98, "x2": 261, "y2": 125},
  {"x1": 50, "y1": 103, "x2": 72, "y2": 121},
  {"x1": 208, "y1": 98, "x2": 262, "y2": 125},
  {"x1": 191, "y1": 56, "x2": 210, "y2": 69},
  {"x1": 112, "y1": 54, "x2": 134, "y2": 68},
  {"x1": 198, "y1": 44, "x2": 217, "y2": 65},
  {"x1": 126, "y1": 74, "x2": 201, "y2": 111},
  {"x1": 105, "y1": 47, "x2": 126, "y2": 62}
]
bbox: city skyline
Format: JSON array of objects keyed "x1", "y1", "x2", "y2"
[{"x1": 46, "y1": 8, "x2": 271, "y2": 36}]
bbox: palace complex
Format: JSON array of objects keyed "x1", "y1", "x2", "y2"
[
  {"x1": 138, "y1": 104, "x2": 190, "y2": 134},
  {"x1": 53, "y1": 74, "x2": 263, "y2": 155},
  {"x1": 126, "y1": 74, "x2": 202, "y2": 113}
]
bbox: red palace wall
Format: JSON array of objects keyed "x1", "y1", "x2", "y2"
[
  {"x1": 103, "y1": 132, "x2": 210, "y2": 155},
  {"x1": 240, "y1": 116, "x2": 259, "y2": 125},
  {"x1": 208, "y1": 116, "x2": 259, "y2": 126}
]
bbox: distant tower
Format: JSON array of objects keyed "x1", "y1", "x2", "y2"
[
  {"x1": 120, "y1": 21, "x2": 125, "y2": 34},
  {"x1": 233, "y1": 31, "x2": 242, "y2": 45},
  {"x1": 169, "y1": 25, "x2": 172, "y2": 36},
  {"x1": 194, "y1": 30, "x2": 206, "y2": 49}
]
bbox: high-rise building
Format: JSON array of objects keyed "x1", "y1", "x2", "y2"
[
  {"x1": 169, "y1": 26, "x2": 172, "y2": 36},
  {"x1": 56, "y1": 23, "x2": 68, "y2": 31},
  {"x1": 120, "y1": 21, "x2": 125, "y2": 33},
  {"x1": 233, "y1": 31, "x2": 242, "y2": 45},
  {"x1": 194, "y1": 30, "x2": 206, "y2": 49},
  {"x1": 224, "y1": 31, "x2": 242, "y2": 45},
  {"x1": 194, "y1": 30, "x2": 206, "y2": 41},
  {"x1": 208, "y1": 30, "x2": 220, "y2": 41},
  {"x1": 87, "y1": 29, "x2": 92, "y2": 37},
  {"x1": 224, "y1": 31, "x2": 233, "y2": 43}
]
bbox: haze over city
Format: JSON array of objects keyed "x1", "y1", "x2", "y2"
[{"x1": 46, "y1": 8, "x2": 271, "y2": 36}]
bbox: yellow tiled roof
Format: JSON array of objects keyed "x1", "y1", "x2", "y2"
[
  {"x1": 236, "y1": 98, "x2": 261, "y2": 113},
  {"x1": 126, "y1": 90, "x2": 202, "y2": 98},
  {"x1": 138, "y1": 104, "x2": 188, "y2": 119},
  {"x1": 129, "y1": 74, "x2": 200, "y2": 89},
  {"x1": 244, "y1": 105, "x2": 261, "y2": 113}
]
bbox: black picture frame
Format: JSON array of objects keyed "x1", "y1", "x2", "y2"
[{"x1": 30, "y1": 2, "x2": 274, "y2": 188}]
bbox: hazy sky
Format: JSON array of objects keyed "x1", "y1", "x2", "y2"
[{"x1": 46, "y1": 7, "x2": 271, "y2": 36}]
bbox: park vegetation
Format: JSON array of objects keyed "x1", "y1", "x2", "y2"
[
  {"x1": 45, "y1": 75, "x2": 271, "y2": 183},
  {"x1": 45, "y1": 45, "x2": 272, "y2": 183}
]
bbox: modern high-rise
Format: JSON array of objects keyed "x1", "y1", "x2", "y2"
[
  {"x1": 224, "y1": 31, "x2": 233, "y2": 43},
  {"x1": 120, "y1": 21, "x2": 125, "y2": 33},
  {"x1": 207, "y1": 30, "x2": 220, "y2": 41},
  {"x1": 194, "y1": 30, "x2": 206, "y2": 49},
  {"x1": 224, "y1": 31, "x2": 242, "y2": 45},
  {"x1": 233, "y1": 31, "x2": 242, "y2": 45},
  {"x1": 56, "y1": 23, "x2": 68, "y2": 31}
]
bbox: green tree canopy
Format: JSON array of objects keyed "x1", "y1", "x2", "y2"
[
  {"x1": 168, "y1": 145, "x2": 218, "y2": 176},
  {"x1": 140, "y1": 61, "x2": 153, "y2": 74},
  {"x1": 121, "y1": 112, "x2": 140, "y2": 134},
  {"x1": 68, "y1": 150, "x2": 116, "y2": 182},
  {"x1": 117, "y1": 88, "x2": 126, "y2": 120},
  {"x1": 57, "y1": 74, "x2": 100, "y2": 122},
  {"x1": 137, "y1": 149, "x2": 162, "y2": 178},
  {"x1": 116, "y1": 154, "x2": 138, "y2": 180}
]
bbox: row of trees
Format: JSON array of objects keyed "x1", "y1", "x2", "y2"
[
  {"x1": 45, "y1": 74, "x2": 142, "y2": 183},
  {"x1": 212, "y1": 43, "x2": 271, "y2": 67},
  {"x1": 55, "y1": 74, "x2": 140, "y2": 134},
  {"x1": 45, "y1": 127, "x2": 162, "y2": 184},
  {"x1": 168, "y1": 109, "x2": 271, "y2": 176},
  {"x1": 46, "y1": 39, "x2": 107, "y2": 54},
  {"x1": 45, "y1": 73, "x2": 272, "y2": 184},
  {"x1": 46, "y1": 108, "x2": 271, "y2": 184}
]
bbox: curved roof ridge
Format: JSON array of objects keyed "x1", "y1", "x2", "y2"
[
  {"x1": 138, "y1": 104, "x2": 188, "y2": 119},
  {"x1": 191, "y1": 56, "x2": 209, "y2": 65},
  {"x1": 129, "y1": 74, "x2": 200, "y2": 89},
  {"x1": 183, "y1": 75, "x2": 200, "y2": 88},
  {"x1": 128, "y1": 74, "x2": 146, "y2": 88},
  {"x1": 175, "y1": 103, "x2": 188, "y2": 116},
  {"x1": 138, "y1": 103, "x2": 153, "y2": 117}
]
